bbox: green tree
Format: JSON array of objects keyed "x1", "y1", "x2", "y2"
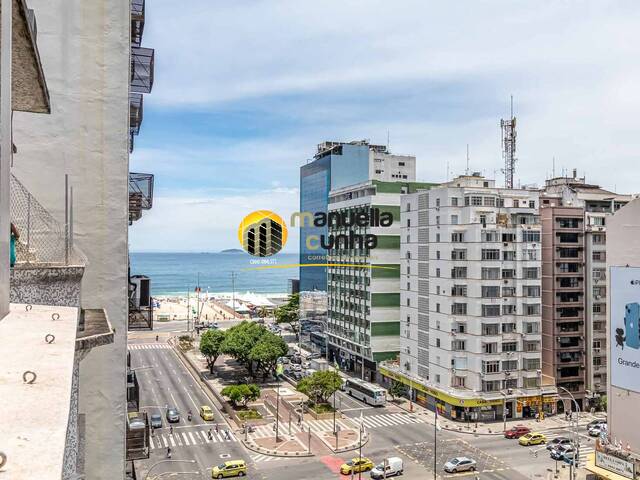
[
  {"x1": 221, "y1": 321, "x2": 266, "y2": 375},
  {"x1": 250, "y1": 332, "x2": 288, "y2": 380},
  {"x1": 296, "y1": 370, "x2": 343, "y2": 404},
  {"x1": 199, "y1": 328, "x2": 226, "y2": 374},
  {"x1": 275, "y1": 293, "x2": 300, "y2": 337},
  {"x1": 387, "y1": 381, "x2": 407, "y2": 401},
  {"x1": 221, "y1": 384, "x2": 261, "y2": 407}
]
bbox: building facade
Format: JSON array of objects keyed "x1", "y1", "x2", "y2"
[
  {"x1": 326, "y1": 179, "x2": 433, "y2": 381},
  {"x1": 540, "y1": 174, "x2": 630, "y2": 408},
  {"x1": 384, "y1": 174, "x2": 557, "y2": 421},
  {"x1": 299, "y1": 140, "x2": 416, "y2": 292}
]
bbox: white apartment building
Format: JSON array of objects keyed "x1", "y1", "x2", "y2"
[{"x1": 382, "y1": 174, "x2": 557, "y2": 421}]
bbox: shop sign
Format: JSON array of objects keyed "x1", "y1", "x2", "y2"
[{"x1": 595, "y1": 451, "x2": 635, "y2": 479}]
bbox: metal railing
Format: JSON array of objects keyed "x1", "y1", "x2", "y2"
[
  {"x1": 131, "y1": 0, "x2": 145, "y2": 47},
  {"x1": 10, "y1": 174, "x2": 86, "y2": 266},
  {"x1": 131, "y1": 47, "x2": 154, "y2": 94},
  {"x1": 129, "y1": 172, "x2": 154, "y2": 224}
]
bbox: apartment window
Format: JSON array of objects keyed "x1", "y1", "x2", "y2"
[
  {"x1": 523, "y1": 286, "x2": 540, "y2": 297},
  {"x1": 406, "y1": 234, "x2": 410, "y2": 243},
  {"x1": 524, "y1": 322, "x2": 540, "y2": 334},
  {"x1": 435, "y1": 374, "x2": 441, "y2": 383},
  {"x1": 480, "y1": 214, "x2": 487, "y2": 226},
  {"x1": 522, "y1": 249, "x2": 538, "y2": 261},
  {"x1": 482, "y1": 268, "x2": 500, "y2": 280},
  {"x1": 406, "y1": 202, "x2": 411, "y2": 211},
  {"x1": 451, "y1": 197, "x2": 458, "y2": 206},
  {"x1": 502, "y1": 287, "x2": 516, "y2": 297},
  {"x1": 502, "y1": 269, "x2": 516, "y2": 279},
  {"x1": 484, "y1": 196, "x2": 496, "y2": 207},
  {"x1": 592, "y1": 251, "x2": 606, "y2": 262},
  {"x1": 502, "y1": 342, "x2": 517, "y2": 352},
  {"x1": 593, "y1": 268, "x2": 606, "y2": 280},
  {"x1": 482, "y1": 249, "x2": 500, "y2": 260},
  {"x1": 407, "y1": 298, "x2": 410, "y2": 307},
  {"x1": 503, "y1": 251, "x2": 516, "y2": 261},
  {"x1": 592, "y1": 217, "x2": 605, "y2": 226},
  {"x1": 471, "y1": 196, "x2": 482, "y2": 206},
  {"x1": 522, "y1": 231, "x2": 540, "y2": 242},
  {"x1": 513, "y1": 199, "x2": 519, "y2": 208},
  {"x1": 593, "y1": 340, "x2": 602, "y2": 350},
  {"x1": 451, "y1": 232, "x2": 465, "y2": 243},
  {"x1": 502, "y1": 233, "x2": 516, "y2": 242},
  {"x1": 498, "y1": 197, "x2": 504, "y2": 207},
  {"x1": 523, "y1": 267, "x2": 539, "y2": 279},
  {"x1": 436, "y1": 216, "x2": 440, "y2": 225},
  {"x1": 407, "y1": 265, "x2": 410, "y2": 275},
  {"x1": 501, "y1": 323, "x2": 517, "y2": 333},
  {"x1": 524, "y1": 341, "x2": 540, "y2": 352},
  {"x1": 451, "y1": 267, "x2": 467, "y2": 279},
  {"x1": 452, "y1": 340, "x2": 466, "y2": 351},
  {"x1": 593, "y1": 303, "x2": 606, "y2": 314},
  {"x1": 436, "y1": 285, "x2": 440, "y2": 294},
  {"x1": 407, "y1": 282, "x2": 411, "y2": 290},
  {"x1": 483, "y1": 342, "x2": 498, "y2": 354},
  {"x1": 436, "y1": 303, "x2": 440, "y2": 312},
  {"x1": 482, "y1": 305, "x2": 501, "y2": 317},
  {"x1": 436, "y1": 233, "x2": 440, "y2": 242},
  {"x1": 559, "y1": 248, "x2": 580, "y2": 258},
  {"x1": 524, "y1": 358, "x2": 541, "y2": 371},
  {"x1": 558, "y1": 232, "x2": 579, "y2": 243},
  {"x1": 451, "y1": 249, "x2": 466, "y2": 260},
  {"x1": 452, "y1": 303, "x2": 468, "y2": 315},
  {"x1": 524, "y1": 304, "x2": 541, "y2": 315},
  {"x1": 482, "y1": 230, "x2": 499, "y2": 242},
  {"x1": 407, "y1": 218, "x2": 411, "y2": 227},
  {"x1": 482, "y1": 361, "x2": 500, "y2": 374},
  {"x1": 436, "y1": 198, "x2": 440, "y2": 207},
  {"x1": 482, "y1": 286, "x2": 500, "y2": 298},
  {"x1": 502, "y1": 360, "x2": 518, "y2": 371},
  {"x1": 452, "y1": 376, "x2": 466, "y2": 388},
  {"x1": 502, "y1": 304, "x2": 516, "y2": 315},
  {"x1": 451, "y1": 285, "x2": 468, "y2": 297},
  {"x1": 436, "y1": 268, "x2": 440, "y2": 278},
  {"x1": 593, "y1": 286, "x2": 606, "y2": 298},
  {"x1": 436, "y1": 338, "x2": 441, "y2": 347},
  {"x1": 529, "y1": 200, "x2": 535, "y2": 209},
  {"x1": 482, "y1": 323, "x2": 499, "y2": 335},
  {"x1": 482, "y1": 380, "x2": 501, "y2": 392},
  {"x1": 451, "y1": 215, "x2": 459, "y2": 225},
  {"x1": 436, "y1": 250, "x2": 440, "y2": 259},
  {"x1": 592, "y1": 233, "x2": 605, "y2": 244},
  {"x1": 558, "y1": 218, "x2": 580, "y2": 228},
  {"x1": 558, "y1": 263, "x2": 580, "y2": 273}
]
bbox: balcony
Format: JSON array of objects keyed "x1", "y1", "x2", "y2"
[
  {"x1": 130, "y1": 93, "x2": 144, "y2": 137},
  {"x1": 129, "y1": 172, "x2": 154, "y2": 224},
  {"x1": 131, "y1": 46, "x2": 154, "y2": 94},
  {"x1": 131, "y1": 0, "x2": 145, "y2": 47}
]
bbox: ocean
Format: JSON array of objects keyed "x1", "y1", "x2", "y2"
[{"x1": 130, "y1": 252, "x2": 299, "y2": 297}]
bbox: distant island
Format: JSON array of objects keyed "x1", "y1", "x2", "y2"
[{"x1": 219, "y1": 248, "x2": 244, "y2": 254}]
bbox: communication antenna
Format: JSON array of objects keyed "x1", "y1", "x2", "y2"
[
  {"x1": 501, "y1": 95, "x2": 517, "y2": 188},
  {"x1": 552, "y1": 156, "x2": 556, "y2": 178},
  {"x1": 466, "y1": 144, "x2": 470, "y2": 175}
]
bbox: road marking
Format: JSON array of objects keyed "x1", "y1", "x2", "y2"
[
  {"x1": 181, "y1": 432, "x2": 190, "y2": 445},
  {"x1": 188, "y1": 431, "x2": 197, "y2": 444}
]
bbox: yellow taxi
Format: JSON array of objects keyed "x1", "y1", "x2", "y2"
[
  {"x1": 211, "y1": 460, "x2": 247, "y2": 478},
  {"x1": 340, "y1": 457, "x2": 375, "y2": 475},
  {"x1": 200, "y1": 405, "x2": 215, "y2": 421},
  {"x1": 519, "y1": 432, "x2": 547, "y2": 446}
]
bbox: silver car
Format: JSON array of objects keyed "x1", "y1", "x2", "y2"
[
  {"x1": 444, "y1": 457, "x2": 477, "y2": 473},
  {"x1": 166, "y1": 407, "x2": 180, "y2": 423}
]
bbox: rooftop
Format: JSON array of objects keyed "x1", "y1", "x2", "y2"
[{"x1": 1, "y1": 303, "x2": 78, "y2": 479}]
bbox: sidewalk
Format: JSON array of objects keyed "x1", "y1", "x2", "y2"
[{"x1": 392, "y1": 397, "x2": 603, "y2": 436}]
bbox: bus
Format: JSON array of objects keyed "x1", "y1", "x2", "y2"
[{"x1": 344, "y1": 378, "x2": 387, "y2": 406}]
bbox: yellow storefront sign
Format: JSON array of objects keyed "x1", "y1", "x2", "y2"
[{"x1": 380, "y1": 366, "x2": 503, "y2": 408}]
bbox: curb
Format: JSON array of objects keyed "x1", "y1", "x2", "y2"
[
  {"x1": 330, "y1": 433, "x2": 370, "y2": 453},
  {"x1": 241, "y1": 438, "x2": 314, "y2": 458}
]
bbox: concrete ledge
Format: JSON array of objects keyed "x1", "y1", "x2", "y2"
[
  {"x1": 10, "y1": 265, "x2": 84, "y2": 307},
  {"x1": 241, "y1": 438, "x2": 314, "y2": 458}
]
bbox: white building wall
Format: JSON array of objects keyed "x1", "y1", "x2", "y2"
[
  {"x1": 400, "y1": 192, "x2": 420, "y2": 375},
  {"x1": 12, "y1": 1, "x2": 130, "y2": 478}
]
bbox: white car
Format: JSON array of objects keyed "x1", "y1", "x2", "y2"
[
  {"x1": 444, "y1": 457, "x2": 476, "y2": 473},
  {"x1": 291, "y1": 364, "x2": 302, "y2": 372},
  {"x1": 588, "y1": 424, "x2": 607, "y2": 437}
]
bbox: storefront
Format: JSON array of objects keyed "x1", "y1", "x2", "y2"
[{"x1": 585, "y1": 449, "x2": 639, "y2": 480}]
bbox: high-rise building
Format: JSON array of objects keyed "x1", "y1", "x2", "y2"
[
  {"x1": 326, "y1": 178, "x2": 434, "y2": 381},
  {"x1": 540, "y1": 174, "x2": 630, "y2": 409},
  {"x1": 299, "y1": 140, "x2": 416, "y2": 292},
  {"x1": 381, "y1": 174, "x2": 557, "y2": 421}
]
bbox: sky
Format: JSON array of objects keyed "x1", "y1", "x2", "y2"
[{"x1": 129, "y1": 0, "x2": 640, "y2": 253}]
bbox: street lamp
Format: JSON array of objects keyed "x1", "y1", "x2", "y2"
[
  {"x1": 144, "y1": 459, "x2": 197, "y2": 480},
  {"x1": 499, "y1": 391, "x2": 508, "y2": 432},
  {"x1": 557, "y1": 386, "x2": 581, "y2": 479}
]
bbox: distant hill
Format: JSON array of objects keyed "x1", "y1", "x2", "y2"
[{"x1": 219, "y1": 248, "x2": 244, "y2": 254}]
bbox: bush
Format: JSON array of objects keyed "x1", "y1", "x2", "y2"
[
  {"x1": 236, "y1": 409, "x2": 262, "y2": 421},
  {"x1": 308, "y1": 402, "x2": 335, "y2": 414},
  {"x1": 220, "y1": 384, "x2": 261, "y2": 407}
]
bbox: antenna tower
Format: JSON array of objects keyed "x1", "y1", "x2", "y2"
[{"x1": 501, "y1": 96, "x2": 517, "y2": 188}]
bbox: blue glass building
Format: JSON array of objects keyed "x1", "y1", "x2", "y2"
[{"x1": 299, "y1": 143, "x2": 372, "y2": 291}]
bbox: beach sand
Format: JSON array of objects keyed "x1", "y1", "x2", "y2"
[{"x1": 153, "y1": 296, "x2": 245, "y2": 321}]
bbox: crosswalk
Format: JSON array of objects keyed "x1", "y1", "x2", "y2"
[
  {"x1": 249, "y1": 418, "x2": 353, "y2": 439},
  {"x1": 251, "y1": 453, "x2": 279, "y2": 463},
  {"x1": 149, "y1": 428, "x2": 237, "y2": 450},
  {"x1": 525, "y1": 428, "x2": 595, "y2": 465},
  {"x1": 128, "y1": 343, "x2": 171, "y2": 350},
  {"x1": 360, "y1": 412, "x2": 427, "y2": 429}
]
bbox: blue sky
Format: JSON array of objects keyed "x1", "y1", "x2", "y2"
[{"x1": 130, "y1": 0, "x2": 640, "y2": 253}]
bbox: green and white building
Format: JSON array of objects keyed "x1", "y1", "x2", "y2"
[{"x1": 326, "y1": 179, "x2": 435, "y2": 381}]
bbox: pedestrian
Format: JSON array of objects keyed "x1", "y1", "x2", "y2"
[
  {"x1": 169, "y1": 425, "x2": 173, "y2": 435},
  {"x1": 215, "y1": 423, "x2": 219, "y2": 433},
  {"x1": 166, "y1": 447, "x2": 172, "y2": 458},
  {"x1": 10, "y1": 223, "x2": 19, "y2": 267}
]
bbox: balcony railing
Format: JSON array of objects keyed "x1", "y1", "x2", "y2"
[
  {"x1": 131, "y1": 0, "x2": 145, "y2": 47},
  {"x1": 130, "y1": 93, "x2": 144, "y2": 137},
  {"x1": 129, "y1": 172, "x2": 154, "y2": 224},
  {"x1": 131, "y1": 47, "x2": 154, "y2": 94},
  {"x1": 10, "y1": 174, "x2": 86, "y2": 266}
]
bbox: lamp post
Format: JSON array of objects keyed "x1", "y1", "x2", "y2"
[
  {"x1": 557, "y1": 386, "x2": 581, "y2": 479},
  {"x1": 144, "y1": 460, "x2": 197, "y2": 480},
  {"x1": 275, "y1": 363, "x2": 284, "y2": 442},
  {"x1": 499, "y1": 391, "x2": 508, "y2": 432}
]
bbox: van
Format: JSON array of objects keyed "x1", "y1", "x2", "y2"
[{"x1": 370, "y1": 457, "x2": 403, "y2": 478}]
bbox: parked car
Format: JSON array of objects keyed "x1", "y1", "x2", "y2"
[
  {"x1": 301, "y1": 361, "x2": 311, "y2": 369},
  {"x1": 519, "y1": 432, "x2": 547, "y2": 446},
  {"x1": 211, "y1": 460, "x2": 247, "y2": 478},
  {"x1": 551, "y1": 444, "x2": 575, "y2": 461},
  {"x1": 293, "y1": 371, "x2": 304, "y2": 380},
  {"x1": 306, "y1": 353, "x2": 322, "y2": 360},
  {"x1": 292, "y1": 364, "x2": 302, "y2": 372},
  {"x1": 443, "y1": 457, "x2": 476, "y2": 473},
  {"x1": 278, "y1": 357, "x2": 290, "y2": 365},
  {"x1": 547, "y1": 436, "x2": 571, "y2": 451},
  {"x1": 504, "y1": 425, "x2": 531, "y2": 439},
  {"x1": 370, "y1": 457, "x2": 403, "y2": 479},
  {"x1": 150, "y1": 413, "x2": 163, "y2": 429},
  {"x1": 588, "y1": 424, "x2": 607, "y2": 437},
  {"x1": 166, "y1": 407, "x2": 180, "y2": 423},
  {"x1": 340, "y1": 457, "x2": 375, "y2": 475}
]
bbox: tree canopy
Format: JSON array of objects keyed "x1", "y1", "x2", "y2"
[
  {"x1": 275, "y1": 293, "x2": 300, "y2": 335},
  {"x1": 387, "y1": 381, "x2": 407, "y2": 401},
  {"x1": 296, "y1": 370, "x2": 343, "y2": 404},
  {"x1": 199, "y1": 328, "x2": 226, "y2": 374},
  {"x1": 220, "y1": 384, "x2": 261, "y2": 407}
]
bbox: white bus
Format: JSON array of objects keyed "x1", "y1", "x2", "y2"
[{"x1": 344, "y1": 378, "x2": 387, "y2": 406}]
